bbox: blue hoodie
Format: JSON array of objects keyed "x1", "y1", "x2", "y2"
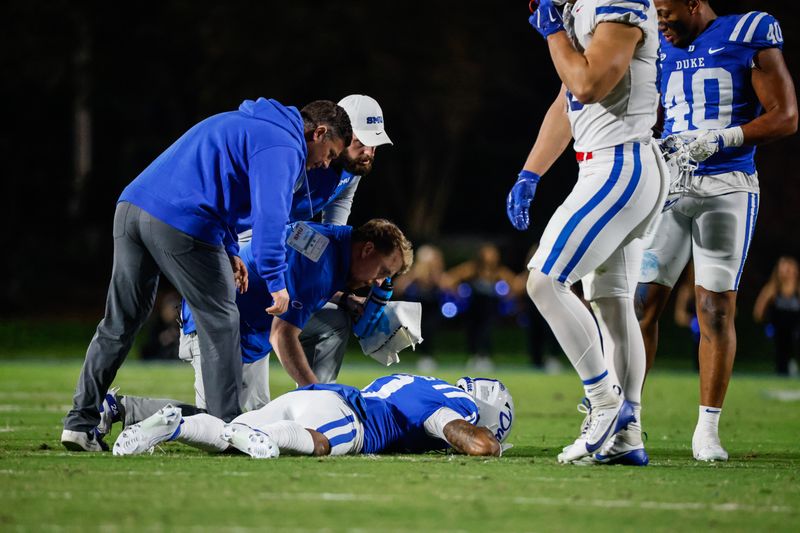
[{"x1": 118, "y1": 98, "x2": 306, "y2": 293}]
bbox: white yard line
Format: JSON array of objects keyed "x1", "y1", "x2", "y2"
[
  {"x1": 3, "y1": 487, "x2": 792, "y2": 516},
  {"x1": 512, "y1": 496, "x2": 793, "y2": 513}
]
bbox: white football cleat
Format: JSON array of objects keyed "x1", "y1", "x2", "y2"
[
  {"x1": 61, "y1": 428, "x2": 108, "y2": 452},
  {"x1": 593, "y1": 432, "x2": 649, "y2": 466},
  {"x1": 112, "y1": 405, "x2": 182, "y2": 456},
  {"x1": 222, "y1": 423, "x2": 279, "y2": 459},
  {"x1": 558, "y1": 398, "x2": 591, "y2": 461},
  {"x1": 558, "y1": 399, "x2": 635, "y2": 463},
  {"x1": 692, "y1": 430, "x2": 728, "y2": 462}
]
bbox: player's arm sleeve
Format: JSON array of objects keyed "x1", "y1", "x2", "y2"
[
  {"x1": 248, "y1": 146, "x2": 303, "y2": 293},
  {"x1": 728, "y1": 12, "x2": 783, "y2": 52},
  {"x1": 593, "y1": 0, "x2": 650, "y2": 29},
  {"x1": 423, "y1": 407, "x2": 467, "y2": 441},
  {"x1": 321, "y1": 176, "x2": 360, "y2": 226}
]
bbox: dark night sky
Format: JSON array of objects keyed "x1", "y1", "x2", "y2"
[{"x1": 2, "y1": 0, "x2": 798, "y2": 315}]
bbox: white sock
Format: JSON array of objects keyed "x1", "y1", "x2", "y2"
[
  {"x1": 176, "y1": 414, "x2": 230, "y2": 452},
  {"x1": 697, "y1": 405, "x2": 722, "y2": 436},
  {"x1": 590, "y1": 296, "x2": 646, "y2": 404},
  {"x1": 582, "y1": 371, "x2": 618, "y2": 409},
  {"x1": 527, "y1": 270, "x2": 609, "y2": 384},
  {"x1": 261, "y1": 420, "x2": 315, "y2": 455}
]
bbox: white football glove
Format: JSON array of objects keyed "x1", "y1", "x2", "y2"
[{"x1": 686, "y1": 126, "x2": 744, "y2": 162}]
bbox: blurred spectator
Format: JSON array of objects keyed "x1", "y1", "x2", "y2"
[
  {"x1": 140, "y1": 292, "x2": 181, "y2": 360},
  {"x1": 446, "y1": 243, "x2": 516, "y2": 372},
  {"x1": 673, "y1": 265, "x2": 700, "y2": 371},
  {"x1": 513, "y1": 245, "x2": 562, "y2": 371},
  {"x1": 754, "y1": 256, "x2": 800, "y2": 376},
  {"x1": 395, "y1": 244, "x2": 449, "y2": 373}
]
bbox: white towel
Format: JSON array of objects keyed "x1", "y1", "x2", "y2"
[{"x1": 358, "y1": 301, "x2": 423, "y2": 366}]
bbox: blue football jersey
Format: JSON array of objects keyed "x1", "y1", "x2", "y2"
[
  {"x1": 183, "y1": 222, "x2": 351, "y2": 363},
  {"x1": 291, "y1": 167, "x2": 357, "y2": 222},
  {"x1": 305, "y1": 374, "x2": 479, "y2": 454},
  {"x1": 660, "y1": 12, "x2": 784, "y2": 175}
]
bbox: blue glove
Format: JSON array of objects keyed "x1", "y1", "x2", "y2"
[
  {"x1": 506, "y1": 170, "x2": 541, "y2": 231},
  {"x1": 528, "y1": 0, "x2": 565, "y2": 39},
  {"x1": 352, "y1": 278, "x2": 393, "y2": 338}
]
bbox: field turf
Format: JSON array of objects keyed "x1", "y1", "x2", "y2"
[{"x1": 1, "y1": 361, "x2": 799, "y2": 532}]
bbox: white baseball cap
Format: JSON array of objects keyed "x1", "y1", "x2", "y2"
[{"x1": 337, "y1": 94, "x2": 393, "y2": 147}]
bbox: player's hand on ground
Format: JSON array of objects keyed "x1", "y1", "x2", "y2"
[
  {"x1": 506, "y1": 170, "x2": 541, "y2": 231},
  {"x1": 529, "y1": 0, "x2": 565, "y2": 39},
  {"x1": 229, "y1": 255, "x2": 248, "y2": 294},
  {"x1": 266, "y1": 289, "x2": 290, "y2": 315}
]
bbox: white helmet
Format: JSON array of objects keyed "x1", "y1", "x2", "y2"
[
  {"x1": 658, "y1": 135, "x2": 699, "y2": 212},
  {"x1": 456, "y1": 377, "x2": 514, "y2": 443}
]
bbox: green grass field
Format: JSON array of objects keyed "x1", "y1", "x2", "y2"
[{"x1": 1, "y1": 361, "x2": 799, "y2": 532}]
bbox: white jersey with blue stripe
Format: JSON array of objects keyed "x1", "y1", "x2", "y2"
[
  {"x1": 563, "y1": 0, "x2": 659, "y2": 151},
  {"x1": 660, "y1": 12, "x2": 784, "y2": 180},
  {"x1": 304, "y1": 374, "x2": 479, "y2": 454}
]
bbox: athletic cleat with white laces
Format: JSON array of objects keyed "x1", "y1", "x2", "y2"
[
  {"x1": 558, "y1": 398, "x2": 591, "y2": 458},
  {"x1": 222, "y1": 423, "x2": 279, "y2": 459},
  {"x1": 112, "y1": 405, "x2": 182, "y2": 456},
  {"x1": 61, "y1": 428, "x2": 109, "y2": 452},
  {"x1": 97, "y1": 387, "x2": 122, "y2": 436},
  {"x1": 692, "y1": 431, "x2": 728, "y2": 462},
  {"x1": 558, "y1": 399, "x2": 636, "y2": 463}
]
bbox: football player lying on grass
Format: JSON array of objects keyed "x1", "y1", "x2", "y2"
[{"x1": 112, "y1": 374, "x2": 514, "y2": 458}]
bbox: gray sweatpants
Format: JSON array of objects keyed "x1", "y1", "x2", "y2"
[
  {"x1": 63, "y1": 202, "x2": 242, "y2": 431},
  {"x1": 299, "y1": 302, "x2": 352, "y2": 383}
]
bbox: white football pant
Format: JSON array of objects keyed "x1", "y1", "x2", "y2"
[{"x1": 640, "y1": 189, "x2": 759, "y2": 292}]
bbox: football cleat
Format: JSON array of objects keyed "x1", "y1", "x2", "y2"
[
  {"x1": 222, "y1": 423, "x2": 279, "y2": 459},
  {"x1": 558, "y1": 399, "x2": 635, "y2": 463},
  {"x1": 61, "y1": 428, "x2": 109, "y2": 452},
  {"x1": 97, "y1": 387, "x2": 122, "y2": 436},
  {"x1": 112, "y1": 405, "x2": 182, "y2": 456},
  {"x1": 593, "y1": 435, "x2": 649, "y2": 466},
  {"x1": 692, "y1": 430, "x2": 728, "y2": 462},
  {"x1": 558, "y1": 398, "x2": 591, "y2": 457}
]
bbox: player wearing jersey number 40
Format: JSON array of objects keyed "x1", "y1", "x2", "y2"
[{"x1": 638, "y1": 1, "x2": 797, "y2": 462}]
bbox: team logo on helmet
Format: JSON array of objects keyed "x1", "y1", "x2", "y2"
[{"x1": 456, "y1": 377, "x2": 514, "y2": 443}]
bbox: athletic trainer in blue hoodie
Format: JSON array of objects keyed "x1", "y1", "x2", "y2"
[{"x1": 62, "y1": 98, "x2": 352, "y2": 452}]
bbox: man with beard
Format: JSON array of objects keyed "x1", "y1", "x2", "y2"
[
  {"x1": 292, "y1": 94, "x2": 395, "y2": 383},
  {"x1": 61, "y1": 98, "x2": 351, "y2": 452}
]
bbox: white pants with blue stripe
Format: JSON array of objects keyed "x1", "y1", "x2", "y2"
[
  {"x1": 640, "y1": 190, "x2": 759, "y2": 292},
  {"x1": 529, "y1": 142, "x2": 664, "y2": 295},
  {"x1": 233, "y1": 390, "x2": 364, "y2": 455}
]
